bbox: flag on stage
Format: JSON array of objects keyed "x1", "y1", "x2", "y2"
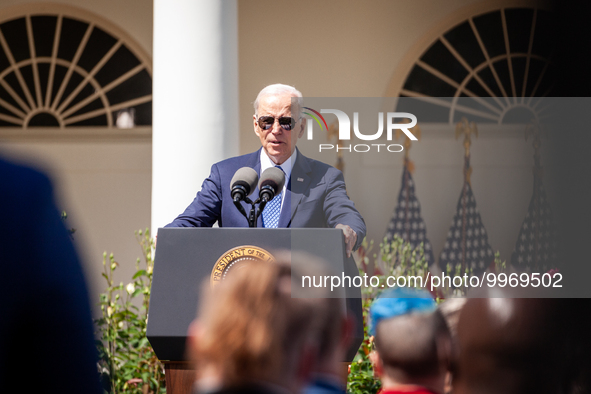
[
  {"x1": 439, "y1": 157, "x2": 494, "y2": 274},
  {"x1": 512, "y1": 122, "x2": 559, "y2": 271},
  {"x1": 511, "y1": 177, "x2": 558, "y2": 271},
  {"x1": 384, "y1": 159, "x2": 435, "y2": 265}
]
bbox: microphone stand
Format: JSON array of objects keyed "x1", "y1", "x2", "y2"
[
  {"x1": 232, "y1": 186, "x2": 276, "y2": 228},
  {"x1": 248, "y1": 198, "x2": 258, "y2": 228},
  {"x1": 236, "y1": 196, "x2": 271, "y2": 228},
  {"x1": 233, "y1": 197, "x2": 258, "y2": 228},
  {"x1": 252, "y1": 185, "x2": 276, "y2": 227},
  {"x1": 255, "y1": 198, "x2": 267, "y2": 225}
]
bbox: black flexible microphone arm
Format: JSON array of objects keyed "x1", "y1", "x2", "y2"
[
  {"x1": 232, "y1": 185, "x2": 277, "y2": 228},
  {"x1": 253, "y1": 185, "x2": 276, "y2": 225},
  {"x1": 233, "y1": 195, "x2": 259, "y2": 228},
  {"x1": 232, "y1": 197, "x2": 248, "y2": 219},
  {"x1": 232, "y1": 184, "x2": 258, "y2": 227}
]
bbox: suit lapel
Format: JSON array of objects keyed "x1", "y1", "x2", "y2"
[{"x1": 278, "y1": 149, "x2": 311, "y2": 228}]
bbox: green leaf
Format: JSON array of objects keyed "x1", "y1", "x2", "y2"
[
  {"x1": 138, "y1": 337, "x2": 150, "y2": 348},
  {"x1": 94, "y1": 230, "x2": 170, "y2": 393}
]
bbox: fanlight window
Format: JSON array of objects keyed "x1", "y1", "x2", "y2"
[
  {"x1": 398, "y1": 8, "x2": 553, "y2": 124},
  {"x1": 0, "y1": 14, "x2": 151, "y2": 128}
]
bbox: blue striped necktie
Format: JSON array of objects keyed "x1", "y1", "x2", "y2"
[{"x1": 262, "y1": 166, "x2": 284, "y2": 228}]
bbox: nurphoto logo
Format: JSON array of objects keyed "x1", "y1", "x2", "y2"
[{"x1": 303, "y1": 107, "x2": 417, "y2": 153}]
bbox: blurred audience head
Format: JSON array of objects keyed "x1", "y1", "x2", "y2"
[
  {"x1": 437, "y1": 298, "x2": 466, "y2": 343},
  {"x1": 188, "y1": 253, "x2": 328, "y2": 393},
  {"x1": 454, "y1": 288, "x2": 568, "y2": 394},
  {"x1": 369, "y1": 288, "x2": 452, "y2": 394},
  {"x1": 437, "y1": 298, "x2": 466, "y2": 394},
  {"x1": 303, "y1": 266, "x2": 354, "y2": 394}
]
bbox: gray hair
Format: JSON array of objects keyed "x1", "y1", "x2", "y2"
[{"x1": 253, "y1": 84, "x2": 303, "y2": 117}]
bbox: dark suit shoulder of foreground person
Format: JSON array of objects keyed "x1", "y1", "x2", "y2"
[{"x1": 0, "y1": 157, "x2": 101, "y2": 394}]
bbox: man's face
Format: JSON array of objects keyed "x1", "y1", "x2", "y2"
[{"x1": 253, "y1": 93, "x2": 304, "y2": 165}]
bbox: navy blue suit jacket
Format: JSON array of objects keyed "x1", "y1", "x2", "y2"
[
  {"x1": 0, "y1": 158, "x2": 101, "y2": 393},
  {"x1": 166, "y1": 149, "x2": 366, "y2": 250}
]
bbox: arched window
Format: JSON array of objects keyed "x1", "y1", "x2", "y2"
[
  {"x1": 396, "y1": 7, "x2": 553, "y2": 124},
  {"x1": 0, "y1": 8, "x2": 151, "y2": 128}
]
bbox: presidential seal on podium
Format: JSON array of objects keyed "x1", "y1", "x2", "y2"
[{"x1": 210, "y1": 245, "x2": 275, "y2": 287}]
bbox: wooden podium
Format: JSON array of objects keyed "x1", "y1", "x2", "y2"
[{"x1": 147, "y1": 228, "x2": 363, "y2": 394}]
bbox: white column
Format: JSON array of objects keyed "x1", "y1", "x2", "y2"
[{"x1": 152, "y1": 0, "x2": 239, "y2": 233}]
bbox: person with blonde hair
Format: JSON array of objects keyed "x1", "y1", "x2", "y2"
[{"x1": 187, "y1": 258, "x2": 325, "y2": 394}]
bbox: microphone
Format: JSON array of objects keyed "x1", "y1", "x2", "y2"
[
  {"x1": 230, "y1": 167, "x2": 258, "y2": 202},
  {"x1": 258, "y1": 167, "x2": 286, "y2": 203}
]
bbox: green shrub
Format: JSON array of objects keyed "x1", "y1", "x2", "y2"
[
  {"x1": 92, "y1": 231, "x2": 504, "y2": 394},
  {"x1": 347, "y1": 235, "x2": 429, "y2": 394},
  {"x1": 95, "y1": 229, "x2": 166, "y2": 394},
  {"x1": 346, "y1": 236, "x2": 505, "y2": 394}
]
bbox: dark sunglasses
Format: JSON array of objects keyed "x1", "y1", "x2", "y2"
[{"x1": 257, "y1": 116, "x2": 297, "y2": 131}]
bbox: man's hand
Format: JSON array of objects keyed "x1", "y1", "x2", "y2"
[{"x1": 335, "y1": 223, "x2": 357, "y2": 258}]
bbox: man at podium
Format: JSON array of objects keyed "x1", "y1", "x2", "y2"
[{"x1": 166, "y1": 84, "x2": 366, "y2": 257}]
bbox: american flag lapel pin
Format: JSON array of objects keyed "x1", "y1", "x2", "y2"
[{"x1": 297, "y1": 177, "x2": 304, "y2": 182}]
